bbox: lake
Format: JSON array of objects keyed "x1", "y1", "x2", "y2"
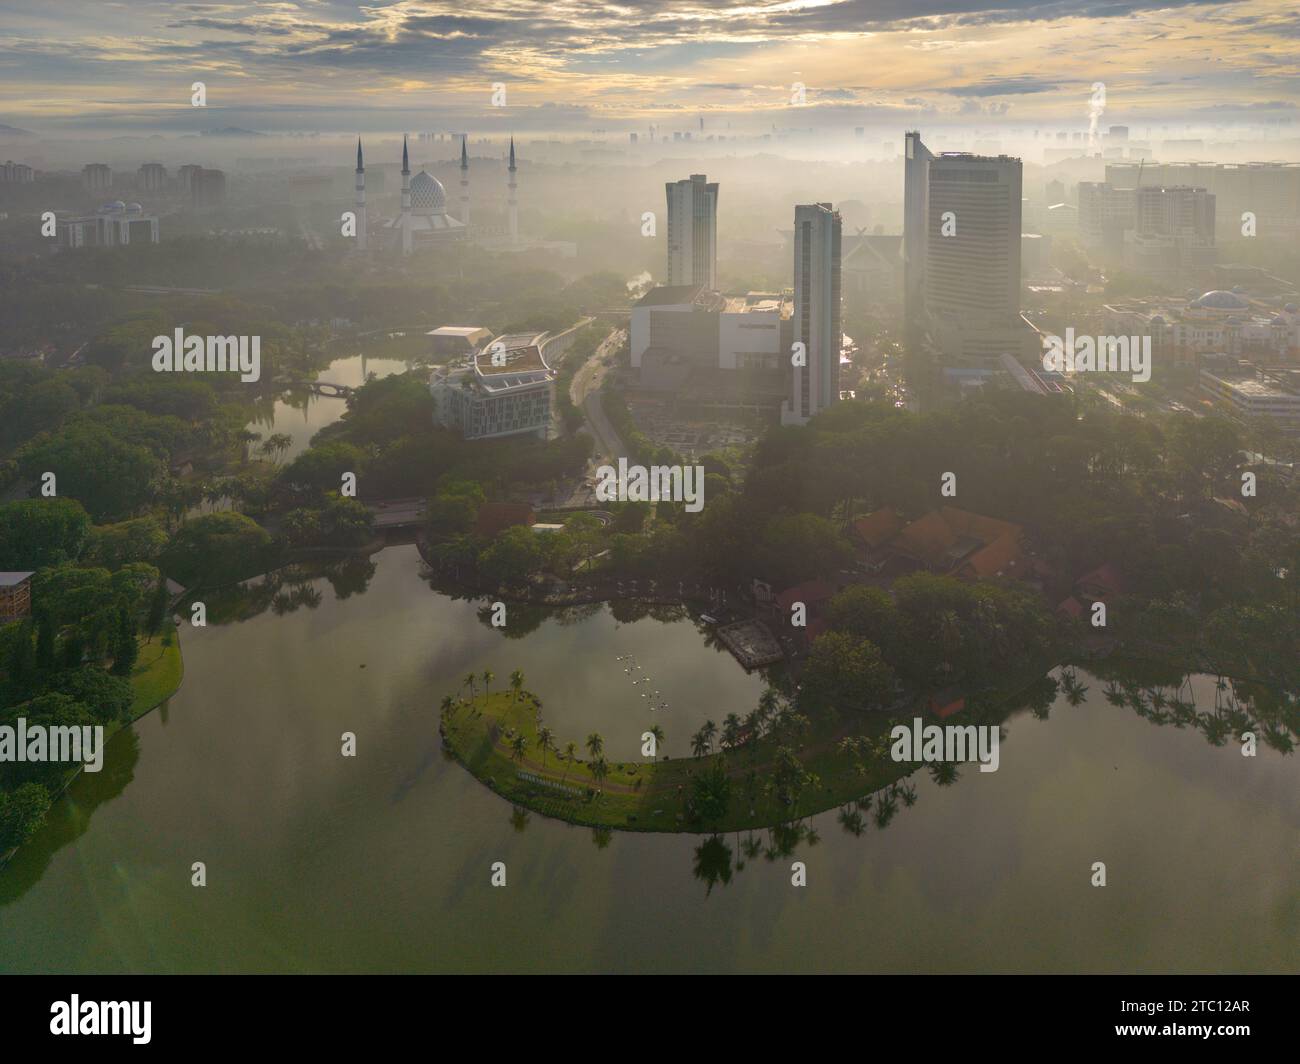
[{"x1": 0, "y1": 545, "x2": 1295, "y2": 973}]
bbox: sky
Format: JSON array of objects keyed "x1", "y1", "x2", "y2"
[{"x1": 0, "y1": 0, "x2": 1297, "y2": 135}]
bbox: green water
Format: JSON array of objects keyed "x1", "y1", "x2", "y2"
[{"x1": 0, "y1": 545, "x2": 1295, "y2": 972}]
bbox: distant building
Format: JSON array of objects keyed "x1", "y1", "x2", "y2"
[
  {"x1": 1200, "y1": 369, "x2": 1300, "y2": 427},
  {"x1": 137, "y1": 162, "x2": 167, "y2": 192},
  {"x1": 665, "y1": 174, "x2": 719, "y2": 290},
  {"x1": 82, "y1": 164, "x2": 112, "y2": 192},
  {"x1": 176, "y1": 164, "x2": 203, "y2": 195},
  {"x1": 1103, "y1": 293, "x2": 1300, "y2": 367},
  {"x1": 841, "y1": 232, "x2": 902, "y2": 309},
  {"x1": 903, "y1": 131, "x2": 935, "y2": 351},
  {"x1": 0, "y1": 572, "x2": 34, "y2": 623},
  {"x1": 0, "y1": 160, "x2": 34, "y2": 183},
  {"x1": 630, "y1": 284, "x2": 717, "y2": 369},
  {"x1": 380, "y1": 136, "x2": 466, "y2": 255},
  {"x1": 58, "y1": 201, "x2": 159, "y2": 248},
  {"x1": 1107, "y1": 161, "x2": 1300, "y2": 241},
  {"x1": 782, "y1": 202, "x2": 842, "y2": 426},
  {"x1": 429, "y1": 333, "x2": 553, "y2": 440},
  {"x1": 191, "y1": 168, "x2": 227, "y2": 207}
]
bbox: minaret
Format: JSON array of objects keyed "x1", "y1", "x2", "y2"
[
  {"x1": 354, "y1": 137, "x2": 367, "y2": 251},
  {"x1": 507, "y1": 135, "x2": 518, "y2": 246},
  {"x1": 459, "y1": 134, "x2": 470, "y2": 227},
  {"x1": 400, "y1": 134, "x2": 412, "y2": 256}
]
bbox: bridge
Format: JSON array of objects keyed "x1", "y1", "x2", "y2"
[
  {"x1": 307, "y1": 381, "x2": 355, "y2": 398},
  {"x1": 367, "y1": 497, "x2": 426, "y2": 529}
]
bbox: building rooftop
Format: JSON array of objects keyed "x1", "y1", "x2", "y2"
[
  {"x1": 635, "y1": 284, "x2": 709, "y2": 308},
  {"x1": 0, "y1": 572, "x2": 35, "y2": 586}
]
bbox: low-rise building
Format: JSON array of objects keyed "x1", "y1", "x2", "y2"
[
  {"x1": 0, "y1": 572, "x2": 34, "y2": 623},
  {"x1": 1200, "y1": 369, "x2": 1300, "y2": 427},
  {"x1": 429, "y1": 333, "x2": 554, "y2": 440}
]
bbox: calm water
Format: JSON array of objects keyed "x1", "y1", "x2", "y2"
[
  {"x1": 245, "y1": 352, "x2": 412, "y2": 462},
  {"x1": 0, "y1": 545, "x2": 1295, "y2": 973}
]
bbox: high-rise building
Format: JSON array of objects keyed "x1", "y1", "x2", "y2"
[
  {"x1": 1129, "y1": 184, "x2": 1215, "y2": 279},
  {"x1": 924, "y1": 151, "x2": 1024, "y2": 362},
  {"x1": 82, "y1": 164, "x2": 112, "y2": 192},
  {"x1": 190, "y1": 168, "x2": 226, "y2": 207},
  {"x1": 782, "y1": 202, "x2": 841, "y2": 426},
  {"x1": 903, "y1": 131, "x2": 934, "y2": 351},
  {"x1": 665, "y1": 174, "x2": 718, "y2": 289},
  {"x1": 1106, "y1": 161, "x2": 1300, "y2": 241},
  {"x1": 137, "y1": 163, "x2": 167, "y2": 192},
  {"x1": 0, "y1": 160, "x2": 34, "y2": 183},
  {"x1": 1078, "y1": 181, "x2": 1136, "y2": 256}
]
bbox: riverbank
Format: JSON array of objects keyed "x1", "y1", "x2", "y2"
[{"x1": 0, "y1": 624, "x2": 184, "y2": 869}]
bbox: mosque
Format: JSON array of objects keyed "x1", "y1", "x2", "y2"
[{"x1": 352, "y1": 134, "x2": 519, "y2": 255}]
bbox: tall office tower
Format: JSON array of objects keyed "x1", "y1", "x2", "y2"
[
  {"x1": 354, "y1": 138, "x2": 367, "y2": 251},
  {"x1": 665, "y1": 173, "x2": 719, "y2": 289},
  {"x1": 137, "y1": 163, "x2": 167, "y2": 193},
  {"x1": 400, "y1": 134, "x2": 412, "y2": 255},
  {"x1": 459, "y1": 134, "x2": 470, "y2": 227},
  {"x1": 782, "y1": 203, "x2": 842, "y2": 426},
  {"x1": 903, "y1": 131, "x2": 934, "y2": 351},
  {"x1": 82, "y1": 163, "x2": 112, "y2": 193},
  {"x1": 507, "y1": 136, "x2": 518, "y2": 245},
  {"x1": 924, "y1": 151, "x2": 1023, "y2": 362}
]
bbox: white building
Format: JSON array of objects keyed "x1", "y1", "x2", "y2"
[
  {"x1": 665, "y1": 174, "x2": 718, "y2": 290},
  {"x1": 1, "y1": 160, "x2": 34, "y2": 183},
  {"x1": 429, "y1": 333, "x2": 554, "y2": 440},
  {"x1": 57, "y1": 201, "x2": 159, "y2": 248},
  {"x1": 1200, "y1": 370, "x2": 1300, "y2": 427},
  {"x1": 782, "y1": 202, "x2": 842, "y2": 426}
]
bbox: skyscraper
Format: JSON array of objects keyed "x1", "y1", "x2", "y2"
[
  {"x1": 665, "y1": 174, "x2": 718, "y2": 289},
  {"x1": 782, "y1": 202, "x2": 842, "y2": 426},
  {"x1": 903, "y1": 131, "x2": 934, "y2": 350},
  {"x1": 923, "y1": 151, "x2": 1023, "y2": 362}
]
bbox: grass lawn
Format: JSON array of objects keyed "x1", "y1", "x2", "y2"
[{"x1": 127, "y1": 622, "x2": 184, "y2": 721}]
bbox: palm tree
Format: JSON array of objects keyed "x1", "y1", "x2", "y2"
[
  {"x1": 439, "y1": 694, "x2": 454, "y2": 715},
  {"x1": 563, "y1": 741, "x2": 578, "y2": 779},
  {"x1": 537, "y1": 726, "x2": 553, "y2": 766},
  {"x1": 649, "y1": 724, "x2": 665, "y2": 762},
  {"x1": 585, "y1": 732, "x2": 604, "y2": 760},
  {"x1": 482, "y1": 669, "x2": 494, "y2": 700},
  {"x1": 721, "y1": 712, "x2": 741, "y2": 753},
  {"x1": 591, "y1": 757, "x2": 609, "y2": 788},
  {"x1": 510, "y1": 734, "x2": 528, "y2": 762},
  {"x1": 462, "y1": 672, "x2": 476, "y2": 700},
  {"x1": 509, "y1": 668, "x2": 524, "y2": 703},
  {"x1": 701, "y1": 719, "x2": 718, "y2": 754},
  {"x1": 691, "y1": 728, "x2": 710, "y2": 758}
]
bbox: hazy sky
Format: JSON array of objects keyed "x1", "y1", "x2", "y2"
[{"x1": 1, "y1": 0, "x2": 1297, "y2": 134}]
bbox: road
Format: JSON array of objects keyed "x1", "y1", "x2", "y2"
[{"x1": 569, "y1": 326, "x2": 628, "y2": 466}]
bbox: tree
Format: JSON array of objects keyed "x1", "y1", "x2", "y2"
[
  {"x1": 537, "y1": 726, "x2": 553, "y2": 766},
  {"x1": 145, "y1": 576, "x2": 170, "y2": 640},
  {"x1": 110, "y1": 606, "x2": 138, "y2": 676},
  {"x1": 0, "y1": 783, "x2": 52, "y2": 851},
  {"x1": 35, "y1": 612, "x2": 56, "y2": 673},
  {"x1": 478, "y1": 525, "x2": 544, "y2": 589},
  {"x1": 510, "y1": 734, "x2": 528, "y2": 762},
  {"x1": 690, "y1": 756, "x2": 732, "y2": 824},
  {"x1": 563, "y1": 741, "x2": 578, "y2": 779},
  {"x1": 0, "y1": 498, "x2": 91, "y2": 569},
  {"x1": 799, "y1": 631, "x2": 894, "y2": 714},
  {"x1": 160, "y1": 512, "x2": 273, "y2": 587},
  {"x1": 649, "y1": 724, "x2": 665, "y2": 762},
  {"x1": 482, "y1": 669, "x2": 494, "y2": 700},
  {"x1": 462, "y1": 673, "x2": 476, "y2": 700},
  {"x1": 509, "y1": 668, "x2": 524, "y2": 703},
  {"x1": 590, "y1": 757, "x2": 609, "y2": 787},
  {"x1": 439, "y1": 694, "x2": 454, "y2": 714},
  {"x1": 721, "y1": 713, "x2": 741, "y2": 752},
  {"x1": 585, "y1": 732, "x2": 603, "y2": 760},
  {"x1": 691, "y1": 728, "x2": 710, "y2": 758},
  {"x1": 18, "y1": 424, "x2": 164, "y2": 522}
]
